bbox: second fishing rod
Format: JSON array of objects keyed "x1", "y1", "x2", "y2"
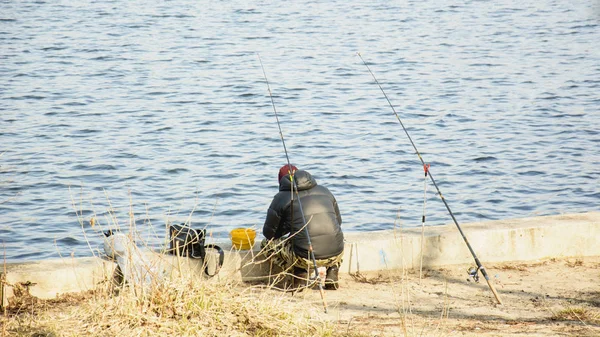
[
  {"x1": 357, "y1": 53, "x2": 503, "y2": 305},
  {"x1": 257, "y1": 54, "x2": 329, "y2": 313}
]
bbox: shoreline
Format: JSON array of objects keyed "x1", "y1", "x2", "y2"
[
  {"x1": 2, "y1": 211, "x2": 600, "y2": 336},
  {"x1": 2, "y1": 211, "x2": 599, "y2": 305}
]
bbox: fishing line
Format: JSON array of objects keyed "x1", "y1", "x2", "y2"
[
  {"x1": 257, "y1": 53, "x2": 329, "y2": 313},
  {"x1": 357, "y1": 52, "x2": 503, "y2": 305}
]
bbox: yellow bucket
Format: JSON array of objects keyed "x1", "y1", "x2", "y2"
[{"x1": 230, "y1": 228, "x2": 256, "y2": 250}]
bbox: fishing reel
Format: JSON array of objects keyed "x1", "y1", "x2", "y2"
[{"x1": 467, "y1": 266, "x2": 480, "y2": 283}]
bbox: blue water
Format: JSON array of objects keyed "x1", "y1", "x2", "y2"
[{"x1": 1, "y1": 0, "x2": 599, "y2": 262}]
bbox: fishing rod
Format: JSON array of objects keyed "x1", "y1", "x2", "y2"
[
  {"x1": 257, "y1": 54, "x2": 329, "y2": 313},
  {"x1": 357, "y1": 53, "x2": 503, "y2": 305}
]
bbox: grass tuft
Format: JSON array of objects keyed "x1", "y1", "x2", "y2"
[
  {"x1": 1, "y1": 194, "x2": 339, "y2": 337},
  {"x1": 551, "y1": 306, "x2": 600, "y2": 325},
  {"x1": 3, "y1": 273, "x2": 335, "y2": 337}
]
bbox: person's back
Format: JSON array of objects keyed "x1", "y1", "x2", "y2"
[{"x1": 262, "y1": 165, "x2": 344, "y2": 289}]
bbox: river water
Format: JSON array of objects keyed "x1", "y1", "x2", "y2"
[{"x1": 1, "y1": 0, "x2": 599, "y2": 261}]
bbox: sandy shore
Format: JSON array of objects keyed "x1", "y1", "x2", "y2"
[
  {"x1": 288, "y1": 256, "x2": 600, "y2": 336},
  {"x1": 3, "y1": 256, "x2": 599, "y2": 336}
]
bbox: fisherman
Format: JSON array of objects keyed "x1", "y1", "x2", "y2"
[{"x1": 261, "y1": 164, "x2": 344, "y2": 290}]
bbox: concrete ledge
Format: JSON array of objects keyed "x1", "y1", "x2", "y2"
[
  {"x1": 339, "y1": 212, "x2": 600, "y2": 274},
  {"x1": 2, "y1": 257, "x2": 116, "y2": 307},
  {"x1": 2, "y1": 212, "x2": 599, "y2": 306},
  {"x1": 0, "y1": 247, "x2": 274, "y2": 305}
]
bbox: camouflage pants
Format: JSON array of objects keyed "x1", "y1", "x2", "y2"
[{"x1": 260, "y1": 238, "x2": 343, "y2": 272}]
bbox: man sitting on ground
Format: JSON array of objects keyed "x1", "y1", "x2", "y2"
[{"x1": 261, "y1": 164, "x2": 344, "y2": 289}]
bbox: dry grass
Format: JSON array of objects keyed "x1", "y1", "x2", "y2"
[
  {"x1": 495, "y1": 258, "x2": 590, "y2": 271},
  {"x1": 2, "y1": 273, "x2": 342, "y2": 337},
  {"x1": 1, "y1": 190, "x2": 367, "y2": 337},
  {"x1": 565, "y1": 259, "x2": 584, "y2": 267},
  {"x1": 551, "y1": 306, "x2": 600, "y2": 325}
]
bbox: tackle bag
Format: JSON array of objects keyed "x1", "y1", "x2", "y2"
[{"x1": 168, "y1": 223, "x2": 224, "y2": 277}]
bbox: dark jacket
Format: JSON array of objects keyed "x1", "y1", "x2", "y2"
[{"x1": 263, "y1": 170, "x2": 344, "y2": 260}]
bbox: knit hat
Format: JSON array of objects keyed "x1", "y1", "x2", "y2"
[{"x1": 278, "y1": 164, "x2": 298, "y2": 182}]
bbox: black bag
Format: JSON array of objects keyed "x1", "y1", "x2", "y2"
[{"x1": 169, "y1": 223, "x2": 224, "y2": 277}]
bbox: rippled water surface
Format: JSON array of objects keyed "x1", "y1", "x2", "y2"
[{"x1": 1, "y1": 0, "x2": 599, "y2": 261}]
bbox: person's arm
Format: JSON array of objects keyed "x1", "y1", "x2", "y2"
[
  {"x1": 263, "y1": 207, "x2": 281, "y2": 240},
  {"x1": 333, "y1": 196, "x2": 342, "y2": 226}
]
